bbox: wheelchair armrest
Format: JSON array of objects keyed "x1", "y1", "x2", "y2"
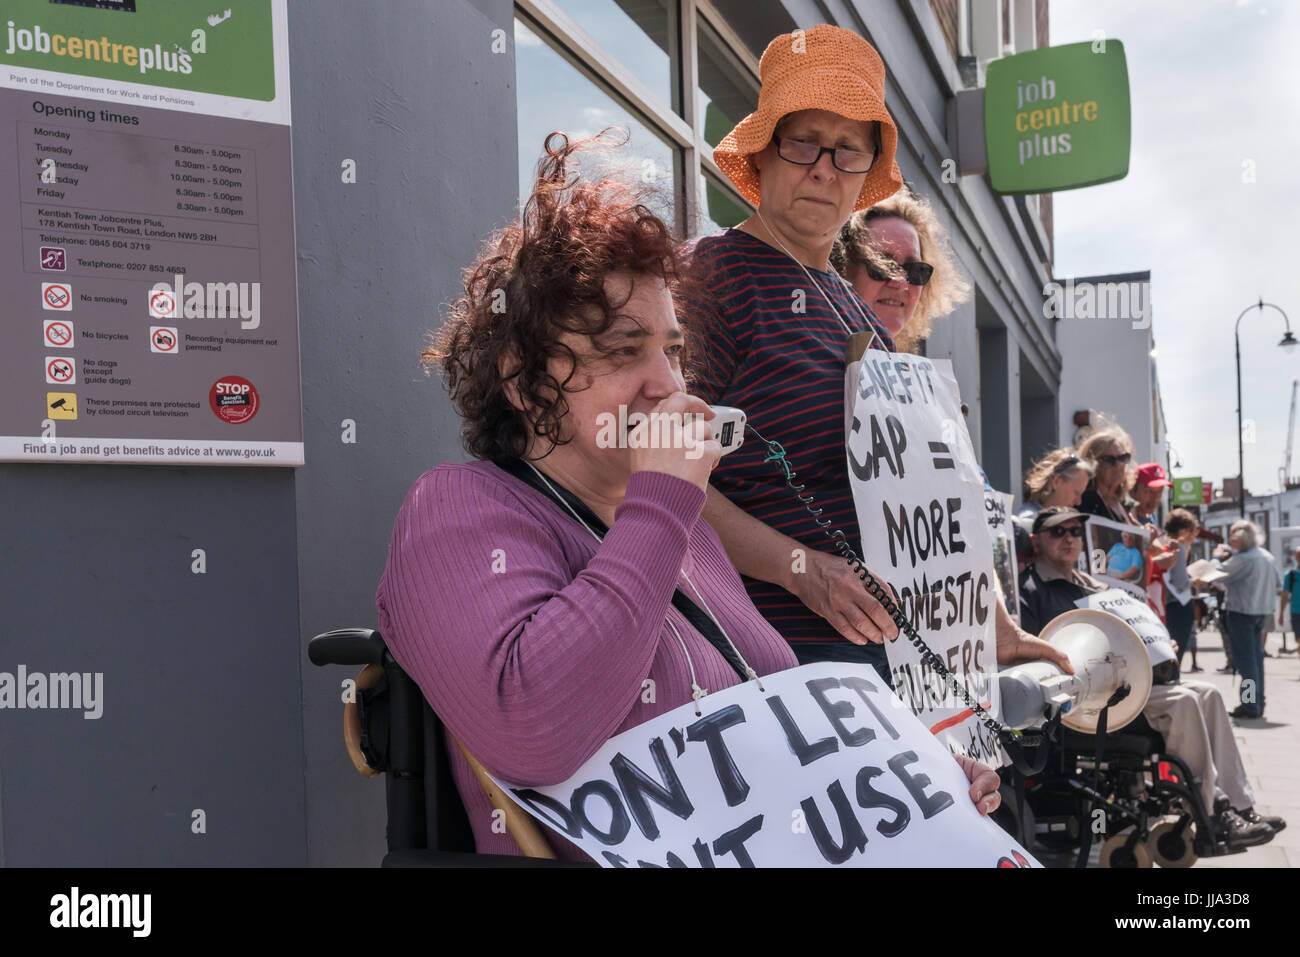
[{"x1": 310, "y1": 628, "x2": 387, "y2": 666}]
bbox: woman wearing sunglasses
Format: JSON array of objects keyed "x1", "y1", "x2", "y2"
[
  {"x1": 1078, "y1": 425, "x2": 1138, "y2": 524},
  {"x1": 832, "y1": 186, "x2": 971, "y2": 354}
]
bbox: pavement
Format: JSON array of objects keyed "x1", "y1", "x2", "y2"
[{"x1": 1182, "y1": 622, "x2": 1298, "y2": 869}]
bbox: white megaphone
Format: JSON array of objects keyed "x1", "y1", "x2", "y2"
[{"x1": 997, "y1": 609, "x2": 1153, "y2": 733}]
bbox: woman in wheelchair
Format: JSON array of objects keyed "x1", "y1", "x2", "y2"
[
  {"x1": 1018, "y1": 507, "x2": 1284, "y2": 852},
  {"x1": 374, "y1": 133, "x2": 1002, "y2": 861}
]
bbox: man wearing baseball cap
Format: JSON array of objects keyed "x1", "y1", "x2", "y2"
[
  {"x1": 1018, "y1": 508, "x2": 1101, "y2": 636},
  {"x1": 1017, "y1": 509, "x2": 1281, "y2": 848}
]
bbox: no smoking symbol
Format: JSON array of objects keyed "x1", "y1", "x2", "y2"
[
  {"x1": 47, "y1": 357, "x2": 75, "y2": 384},
  {"x1": 42, "y1": 282, "x2": 72, "y2": 310}
]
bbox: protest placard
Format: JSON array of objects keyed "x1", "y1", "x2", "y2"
[
  {"x1": 1075, "y1": 588, "x2": 1176, "y2": 666},
  {"x1": 493, "y1": 663, "x2": 1038, "y2": 868},
  {"x1": 845, "y1": 354, "x2": 1004, "y2": 765},
  {"x1": 986, "y1": 490, "x2": 1020, "y2": 623},
  {"x1": 1082, "y1": 515, "x2": 1150, "y2": 601}
]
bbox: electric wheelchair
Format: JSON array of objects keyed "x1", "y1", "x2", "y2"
[{"x1": 995, "y1": 709, "x2": 1241, "y2": 868}]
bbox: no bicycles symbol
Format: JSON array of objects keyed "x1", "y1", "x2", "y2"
[{"x1": 44, "y1": 320, "x2": 74, "y2": 348}]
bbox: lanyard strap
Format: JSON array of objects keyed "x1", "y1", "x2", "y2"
[{"x1": 494, "y1": 458, "x2": 751, "y2": 682}]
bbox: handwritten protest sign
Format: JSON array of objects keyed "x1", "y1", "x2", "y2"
[
  {"x1": 986, "y1": 490, "x2": 1020, "y2": 623},
  {"x1": 845, "y1": 354, "x2": 1004, "y2": 765},
  {"x1": 1075, "y1": 588, "x2": 1176, "y2": 666},
  {"x1": 494, "y1": 663, "x2": 1037, "y2": 868}
]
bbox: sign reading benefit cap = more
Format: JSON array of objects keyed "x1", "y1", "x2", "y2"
[{"x1": 985, "y1": 40, "x2": 1131, "y2": 195}]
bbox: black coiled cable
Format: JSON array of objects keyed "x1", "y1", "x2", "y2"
[{"x1": 748, "y1": 425, "x2": 1042, "y2": 749}]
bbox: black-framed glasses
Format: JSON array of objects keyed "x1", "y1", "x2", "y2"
[
  {"x1": 1052, "y1": 454, "x2": 1082, "y2": 473},
  {"x1": 1045, "y1": 524, "x2": 1085, "y2": 539},
  {"x1": 1097, "y1": 452, "x2": 1133, "y2": 467},
  {"x1": 772, "y1": 134, "x2": 877, "y2": 174},
  {"x1": 861, "y1": 255, "x2": 934, "y2": 287}
]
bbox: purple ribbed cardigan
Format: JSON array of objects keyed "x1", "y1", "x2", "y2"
[{"x1": 375, "y1": 460, "x2": 799, "y2": 861}]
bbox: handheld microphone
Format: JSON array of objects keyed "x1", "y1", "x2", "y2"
[{"x1": 709, "y1": 406, "x2": 746, "y2": 456}]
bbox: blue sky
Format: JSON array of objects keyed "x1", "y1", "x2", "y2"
[{"x1": 1051, "y1": 0, "x2": 1300, "y2": 495}]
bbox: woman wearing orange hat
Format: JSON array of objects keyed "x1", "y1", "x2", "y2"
[{"x1": 683, "y1": 24, "x2": 1068, "y2": 680}]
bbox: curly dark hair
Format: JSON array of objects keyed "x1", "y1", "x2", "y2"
[{"x1": 424, "y1": 130, "x2": 700, "y2": 462}]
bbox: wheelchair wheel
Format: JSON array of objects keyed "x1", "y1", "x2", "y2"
[
  {"x1": 1147, "y1": 815, "x2": 1198, "y2": 868},
  {"x1": 1100, "y1": 829, "x2": 1153, "y2": 868}
]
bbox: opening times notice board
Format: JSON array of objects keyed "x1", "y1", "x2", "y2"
[{"x1": 1, "y1": 0, "x2": 302, "y2": 466}]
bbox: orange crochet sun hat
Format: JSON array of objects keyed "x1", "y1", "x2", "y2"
[{"x1": 714, "y1": 24, "x2": 904, "y2": 212}]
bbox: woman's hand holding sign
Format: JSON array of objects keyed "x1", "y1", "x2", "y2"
[
  {"x1": 791, "y1": 550, "x2": 901, "y2": 646},
  {"x1": 954, "y1": 754, "x2": 1002, "y2": 816}
]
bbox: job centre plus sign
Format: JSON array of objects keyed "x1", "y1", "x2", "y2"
[{"x1": 985, "y1": 41, "x2": 1131, "y2": 195}]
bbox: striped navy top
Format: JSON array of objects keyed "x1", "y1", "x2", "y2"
[{"x1": 682, "y1": 228, "x2": 896, "y2": 643}]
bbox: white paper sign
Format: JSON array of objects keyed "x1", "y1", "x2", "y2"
[
  {"x1": 845, "y1": 354, "x2": 1004, "y2": 765},
  {"x1": 494, "y1": 663, "x2": 1038, "y2": 868},
  {"x1": 1075, "y1": 588, "x2": 1177, "y2": 666}
]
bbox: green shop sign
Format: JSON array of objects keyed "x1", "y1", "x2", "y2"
[
  {"x1": 1, "y1": 0, "x2": 274, "y2": 101},
  {"x1": 1171, "y1": 477, "x2": 1203, "y2": 507},
  {"x1": 985, "y1": 40, "x2": 1130, "y2": 195}
]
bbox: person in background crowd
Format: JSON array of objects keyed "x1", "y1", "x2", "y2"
[
  {"x1": 1210, "y1": 520, "x2": 1284, "y2": 719},
  {"x1": 1019, "y1": 507, "x2": 1283, "y2": 849},
  {"x1": 1131, "y1": 463, "x2": 1179, "y2": 622},
  {"x1": 831, "y1": 184, "x2": 971, "y2": 354},
  {"x1": 1280, "y1": 547, "x2": 1300, "y2": 654},
  {"x1": 684, "y1": 24, "x2": 1068, "y2": 679},
  {"x1": 1163, "y1": 508, "x2": 1202, "y2": 672},
  {"x1": 1017, "y1": 447, "x2": 1093, "y2": 520},
  {"x1": 1078, "y1": 426, "x2": 1137, "y2": 524},
  {"x1": 1208, "y1": 543, "x2": 1236, "y2": 674}
]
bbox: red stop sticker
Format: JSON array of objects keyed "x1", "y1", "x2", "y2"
[{"x1": 209, "y1": 375, "x2": 260, "y2": 425}]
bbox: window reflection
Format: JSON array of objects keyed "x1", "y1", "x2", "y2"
[
  {"x1": 551, "y1": 0, "x2": 676, "y2": 111},
  {"x1": 696, "y1": 18, "x2": 758, "y2": 148},
  {"x1": 695, "y1": 173, "x2": 749, "y2": 237},
  {"x1": 515, "y1": 18, "x2": 676, "y2": 224}
]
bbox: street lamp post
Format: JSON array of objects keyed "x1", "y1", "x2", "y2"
[{"x1": 1235, "y1": 298, "x2": 1298, "y2": 517}]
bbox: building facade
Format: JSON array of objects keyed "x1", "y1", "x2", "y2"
[{"x1": 3, "y1": 0, "x2": 1076, "y2": 865}]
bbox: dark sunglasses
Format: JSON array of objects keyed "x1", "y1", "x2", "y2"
[
  {"x1": 1045, "y1": 524, "x2": 1085, "y2": 539},
  {"x1": 861, "y1": 256, "x2": 934, "y2": 287},
  {"x1": 1097, "y1": 452, "x2": 1132, "y2": 467},
  {"x1": 1053, "y1": 454, "x2": 1082, "y2": 473}
]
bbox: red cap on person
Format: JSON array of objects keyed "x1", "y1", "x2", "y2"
[{"x1": 1135, "y1": 463, "x2": 1172, "y2": 488}]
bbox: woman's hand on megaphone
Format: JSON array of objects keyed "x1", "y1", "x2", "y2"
[{"x1": 953, "y1": 754, "x2": 1001, "y2": 816}]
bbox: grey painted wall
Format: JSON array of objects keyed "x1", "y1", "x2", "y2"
[
  {"x1": 0, "y1": 464, "x2": 304, "y2": 865},
  {"x1": 289, "y1": 0, "x2": 518, "y2": 866}
]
